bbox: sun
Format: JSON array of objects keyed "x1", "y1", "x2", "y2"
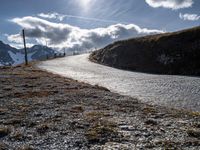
[
  {"x1": 79, "y1": 0, "x2": 93, "y2": 12},
  {"x1": 80, "y1": 0, "x2": 92, "y2": 7}
]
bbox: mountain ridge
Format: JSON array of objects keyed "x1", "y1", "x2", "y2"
[{"x1": 0, "y1": 41, "x2": 58, "y2": 66}]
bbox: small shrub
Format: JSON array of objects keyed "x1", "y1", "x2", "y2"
[
  {"x1": 84, "y1": 111, "x2": 119, "y2": 144},
  {"x1": 142, "y1": 106, "x2": 157, "y2": 115},
  {"x1": 85, "y1": 111, "x2": 107, "y2": 122},
  {"x1": 36, "y1": 124, "x2": 49, "y2": 134},
  {"x1": 85, "y1": 121, "x2": 118, "y2": 144},
  {"x1": 145, "y1": 119, "x2": 158, "y2": 126},
  {"x1": 70, "y1": 105, "x2": 84, "y2": 113}
]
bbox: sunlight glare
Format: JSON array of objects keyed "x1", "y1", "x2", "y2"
[{"x1": 79, "y1": 0, "x2": 93, "y2": 12}]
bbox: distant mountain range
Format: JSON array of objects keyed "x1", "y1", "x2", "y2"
[
  {"x1": 0, "y1": 41, "x2": 58, "y2": 66},
  {"x1": 90, "y1": 26, "x2": 200, "y2": 76}
]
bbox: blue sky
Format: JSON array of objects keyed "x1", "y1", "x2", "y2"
[{"x1": 0, "y1": 0, "x2": 199, "y2": 50}]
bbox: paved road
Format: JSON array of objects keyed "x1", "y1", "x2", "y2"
[{"x1": 38, "y1": 54, "x2": 200, "y2": 111}]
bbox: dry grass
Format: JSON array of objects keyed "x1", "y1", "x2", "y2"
[
  {"x1": 13, "y1": 91, "x2": 53, "y2": 99},
  {"x1": 0, "y1": 108, "x2": 8, "y2": 115},
  {"x1": 155, "y1": 140, "x2": 180, "y2": 149},
  {"x1": 86, "y1": 124, "x2": 117, "y2": 143},
  {"x1": 10, "y1": 130, "x2": 24, "y2": 141},
  {"x1": 142, "y1": 106, "x2": 157, "y2": 115},
  {"x1": 187, "y1": 129, "x2": 200, "y2": 139},
  {"x1": 84, "y1": 111, "x2": 119, "y2": 144},
  {"x1": 85, "y1": 111, "x2": 108, "y2": 122},
  {"x1": 70, "y1": 105, "x2": 84, "y2": 113}
]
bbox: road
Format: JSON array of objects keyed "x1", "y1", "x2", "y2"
[{"x1": 37, "y1": 54, "x2": 200, "y2": 111}]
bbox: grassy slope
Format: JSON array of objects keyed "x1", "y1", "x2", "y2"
[
  {"x1": 0, "y1": 65, "x2": 200, "y2": 149},
  {"x1": 90, "y1": 26, "x2": 200, "y2": 75}
]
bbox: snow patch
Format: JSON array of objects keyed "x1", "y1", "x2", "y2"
[{"x1": 8, "y1": 51, "x2": 35, "y2": 65}]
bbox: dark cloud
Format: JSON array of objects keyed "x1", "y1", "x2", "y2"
[{"x1": 8, "y1": 16, "x2": 164, "y2": 51}]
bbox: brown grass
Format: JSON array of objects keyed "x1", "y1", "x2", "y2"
[{"x1": 13, "y1": 91, "x2": 54, "y2": 99}]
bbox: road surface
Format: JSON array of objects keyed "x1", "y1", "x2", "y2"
[{"x1": 38, "y1": 54, "x2": 200, "y2": 111}]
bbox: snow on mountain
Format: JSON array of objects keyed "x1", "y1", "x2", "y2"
[
  {"x1": 8, "y1": 51, "x2": 36, "y2": 65},
  {"x1": 0, "y1": 41, "x2": 58, "y2": 66}
]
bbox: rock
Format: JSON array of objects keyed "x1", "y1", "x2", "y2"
[
  {"x1": 0, "y1": 127, "x2": 10, "y2": 138},
  {"x1": 145, "y1": 119, "x2": 158, "y2": 126}
]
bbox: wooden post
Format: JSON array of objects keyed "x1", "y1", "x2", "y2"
[
  {"x1": 64, "y1": 48, "x2": 66, "y2": 56},
  {"x1": 22, "y1": 29, "x2": 28, "y2": 65}
]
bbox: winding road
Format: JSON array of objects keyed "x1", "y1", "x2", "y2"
[{"x1": 38, "y1": 54, "x2": 200, "y2": 111}]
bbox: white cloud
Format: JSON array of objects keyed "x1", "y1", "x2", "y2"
[
  {"x1": 8, "y1": 16, "x2": 164, "y2": 51},
  {"x1": 38, "y1": 12, "x2": 66, "y2": 21},
  {"x1": 6, "y1": 34, "x2": 22, "y2": 44},
  {"x1": 145, "y1": 0, "x2": 194, "y2": 9},
  {"x1": 179, "y1": 13, "x2": 200, "y2": 21}
]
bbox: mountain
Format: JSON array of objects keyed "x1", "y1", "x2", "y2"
[
  {"x1": 0, "y1": 41, "x2": 58, "y2": 66},
  {"x1": 0, "y1": 41, "x2": 17, "y2": 66},
  {"x1": 90, "y1": 26, "x2": 200, "y2": 76},
  {"x1": 26, "y1": 45, "x2": 56, "y2": 60}
]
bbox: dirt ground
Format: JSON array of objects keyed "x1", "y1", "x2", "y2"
[{"x1": 0, "y1": 65, "x2": 200, "y2": 150}]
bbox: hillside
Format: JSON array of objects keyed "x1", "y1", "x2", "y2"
[
  {"x1": 0, "y1": 41, "x2": 58, "y2": 66},
  {"x1": 90, "y1": 26, "x2": 200, "y2": 76}
]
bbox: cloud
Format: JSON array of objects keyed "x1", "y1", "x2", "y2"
[
  {"x1": 145, "y1": 0, "x2": 194, "y2": 9},
  {"x1": 8, "y1": 16, "x2": 164, "y2": 51},
  {"x1": 179, "y1": 13, "x2": 200, "y2": 21},
  {"x1": 6, "y1": 34, "x2": 22, "y2": 43},
  {"x1": 38, "y1": 12, "x2": 66, "y2": 21}
]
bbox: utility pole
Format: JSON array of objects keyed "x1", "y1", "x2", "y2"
[
  {"x1": 64, "y1": 48, "x2": 66, "y2": 56},
  {"x1": 22, "y1": 29, "x2": 28, "y2": 65}
]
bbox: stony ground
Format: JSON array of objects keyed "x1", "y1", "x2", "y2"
[{"x1": 0, "y1": 65, "x2": 200, "y2": 150}]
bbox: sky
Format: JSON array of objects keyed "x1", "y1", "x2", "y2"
[{"x1": 0, "y1": 0, "x2": 199, "y2": 51}]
